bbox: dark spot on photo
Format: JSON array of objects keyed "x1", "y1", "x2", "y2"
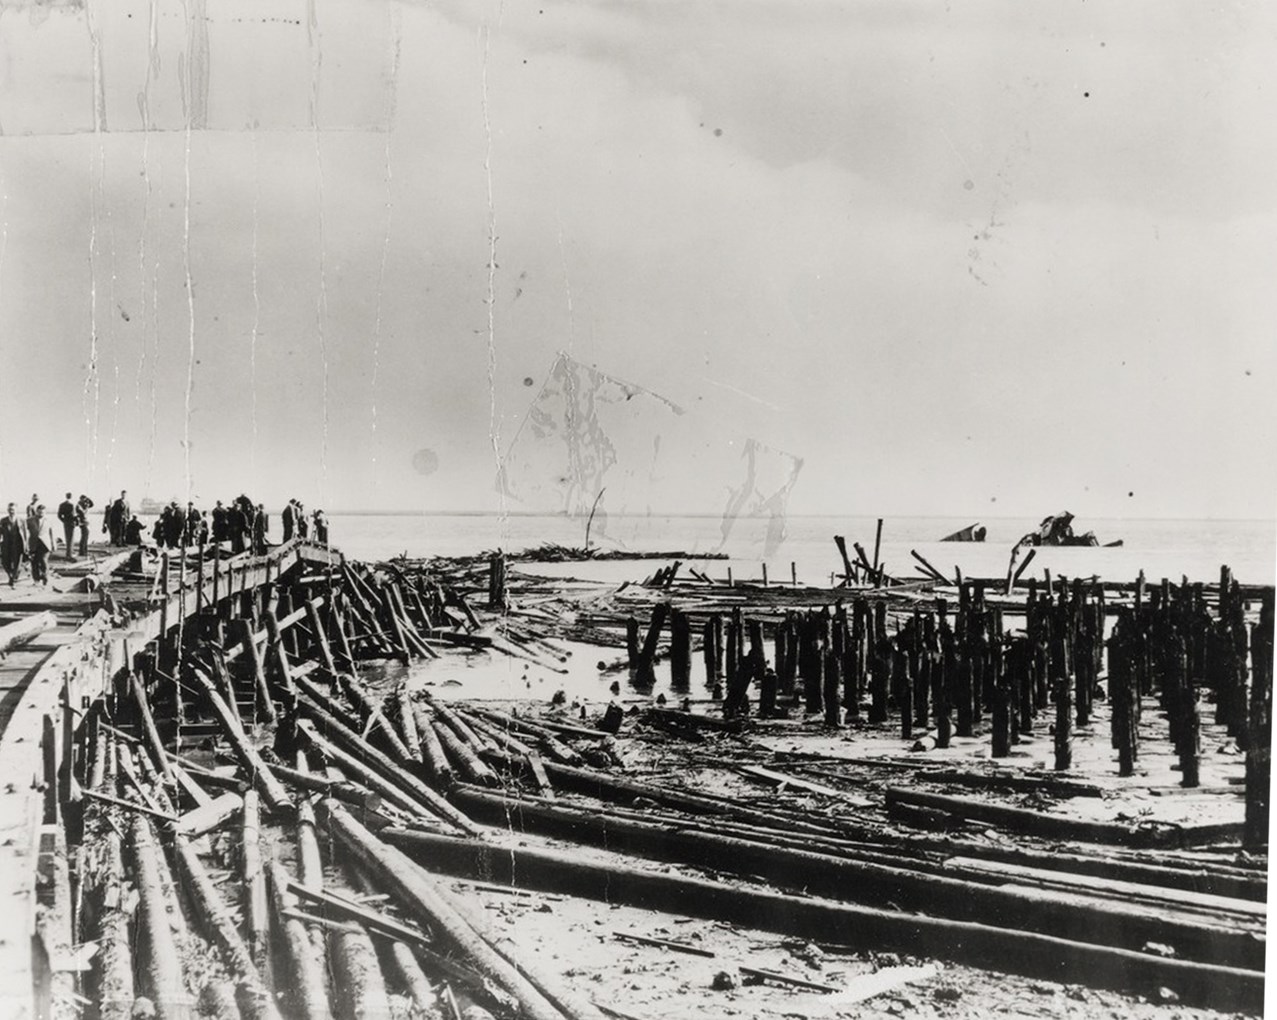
[{"x1": 412, "y1": 448, "x2": 440, "y2": 476}]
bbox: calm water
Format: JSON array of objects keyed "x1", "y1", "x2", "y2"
[{"x1": 326, "y1": 513, "x2": 1275, "y2": 587}]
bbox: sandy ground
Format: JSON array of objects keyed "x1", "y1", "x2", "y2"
[{"x1": 440, "y1": 868, "x2": 1255, "y2": 1020}]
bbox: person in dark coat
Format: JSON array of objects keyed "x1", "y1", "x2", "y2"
[
  {"x1": 162, "y1": 502, "x2": 184, "y2": 548},
  {"x1": 124, "y1": 515, "x2": 145, "y2": 546},
  {"x1": 211, "y1": 501, "x2": 229, "y2": 544},
  {"x1": 75, "y1": 495, "x2": 94, "y2": 556},
  {"x1": 104, "y1": 490, "x2": 130, "y2": 545},
  {"x1": 184, "y1": 503, "x2": 202, "y2": 546},
  {"x1": 57, "y1": 493, "x2": 76, "y2": 560},
  {"x1": 230, "y1": 502, "x2": 249, "y2": 553},
  {"x1": 252, "y1": 504, "x2": 269, "y2": 554},
  {"x1": 281, "y1": 500, "x2": 295, "y2": 543},
  {"x1": 0, "y1": 503, "x2": 26, "y2": 586}
]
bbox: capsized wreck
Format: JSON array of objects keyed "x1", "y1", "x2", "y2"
[
  {"x1": 940, "y1": 523, "x2": 987, "y2": 542},
  {"x1": 1017, "y1": 511, "x2": 1123, "y2": 548}
]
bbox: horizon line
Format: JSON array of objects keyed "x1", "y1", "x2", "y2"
[{"x1": 320, "y1": 508, "x2": 1275, "y2": 524}]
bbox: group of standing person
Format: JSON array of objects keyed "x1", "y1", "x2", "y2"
[
  {"x1": 281, "y1": 498, "x2": 329, "y2": 545},
  {"x1": 0, "y1": 488, "x2": 331, "y2": 589},
  {"x1": 1, "y1": 492, "x2": 94, "y2": 587}
]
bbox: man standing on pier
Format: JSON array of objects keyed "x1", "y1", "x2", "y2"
[
  {"x1": 0, "y1": 504, "x2": 25, "y2": 586},
  {"x1": 212, "y1": 500, "x2": 229, "y2": 544},
  {"x1": 57, "y1": 493, "x2": 76, "y2": 560},
  {"x1": 230, "y1": 500, "x2": 249, "y2": 553},
  {"x1": 252, "y1": 503, "x2": 269, "y2": 554},
  {"x1": 105, "y1": 490, "x2": 130, "y2": 545},
  {"x1": 75, "y1": 495, "x2": 93, "y2": 557},
  {"x1": 27, "y1": 505, "x2": 56, "y2": 586},
  {"x1": 281, "y1": 499, "x2": 295, "y2": 543}
]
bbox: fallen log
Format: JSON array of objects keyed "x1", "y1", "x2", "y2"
[
  {"x1": 174, "y1": 792, "x2": 243, "y2": 838},
  {"x1": 466, "y1": 707, "x2": 589, "y2": 764},
  {"x1": 477, "y1": 749, "x2": 856, "y2": 839},
  {"x1": 445, "y1": 786, "x2": 1262, "y2": 971},
  {"x1": 427, "y1": 707, "x2": 499, "y2": 787},
  {"x1": 169, "y1": 762, "x2": 214, "y2": 810},
  {"x1": 395, "y1": 685, "x2": 423, "y2": 761},
  {"x1": 381, "y1": 828, "x2": 1265, "y2": 1014},
  {"x1": 241, "y1": 790, "x2": 269, "y2": 968},
  {"x1": 431, "y1": 697, "x2": 496, "y2": 754},
  {"x1": 80, "y1": 789, "x2": 179, "y2": 825},
  {"x1": 286, "y1": 881, "x2": 434, "y2": 949},
  {"x1": 171, "y1": 837, "x2": 282, "y2": 1020},
  {"x1": 187, "y1": 667, "x2": 292, "y2": 814},
  {"x1": 320, "y1": 802, "x2": 584, "y2": 1020},
  {"x1": 386, "y1": 941, "x2": 440, "y2": 1016},
  {"x1": 293, "y1": 752, "x2": 324, "y2": 891},
  {"x1": 297, "y1": 720, "x2": 457, "y2": 826},
  {"x1": 0, "y1": 610, "x2": 54, "y2": 652},
  {"x1": 735, "y1": 765, "x2": 872, "y2": 806},
  {"x1": 129, "y1": 815, "x2": 194, "y2": 1018},
  {"x1": 265, "y1": 760, "x2": 383, "y2": 812},
  {"x1": 328, "y1": 911, "x2": 393, "y2": 1020},
  {"x1": 412, "y1": 703, "x2": 454, "y2": 787},
  {"x1": 292, "y1": 700, "x2": 479, "y2": 834},
  {"x1": 91, "y1": 829, "x2": 134, "y2": 1020},
  {"x1": 885, "y1": 787, "x2": 1244, "y2": 849},
  {"x1": 130, "y1": 670, "x2": 176, "y2": 786},
  {"x1": 301, "y1": 875, "x2": 519, "y2": 1014},
  {"x1": 264, "y1": 861, "x2": 332, "y2": 1020},
  {"x1": 463, "y1": 715, "x2": 556, "y2": 799},
  {"x1": 915, "y1": 768, "x2": 1104, "y2": 799},
  {"x1": 311, "y1": 672, "x2": 414, "y2": 763}
]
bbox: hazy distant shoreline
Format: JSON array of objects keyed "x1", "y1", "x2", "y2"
[{"x1": 324, "y1": 509, "x2": 1274, "y2": 524}]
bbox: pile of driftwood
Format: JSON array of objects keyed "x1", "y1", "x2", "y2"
[{"x1": 42, "y1": 549, "x2": 1272, "y2": 1019}]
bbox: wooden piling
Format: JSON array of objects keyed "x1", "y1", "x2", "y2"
[
  {"x1": 1054, "y1": 676, "x2": 1073, "y2": 772},
  {"x1": 230, "y1": 618, "x2": 276, "y2": 725},
  {"x1": 670, "y1": 608, "x2": 692, "y2": 692},
  {"x1": 304, "y1": 597, "x2": 338, "y2": 675},
  {"x1": 1244, "y1": 589, "x2": 1273, "y2": 848},
  {"x1": 241, "y1": 790, "x2": 269, "y2": 970},
  {"x1": 488, "y1": 551, "x2": 507, "y2": 610}
]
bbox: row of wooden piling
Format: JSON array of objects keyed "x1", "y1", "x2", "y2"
[{"x1": 622, "y1": 569, "x2": 1274, "y2": 840}]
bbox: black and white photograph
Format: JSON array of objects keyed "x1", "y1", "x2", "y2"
[{"x1": 0, "y1": 1, "x2": 1272, "y2": 1017}]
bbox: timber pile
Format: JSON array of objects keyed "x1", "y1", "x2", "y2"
[{"x1": 24, "y1": 541, "x2": 1273, "y2": 1018}]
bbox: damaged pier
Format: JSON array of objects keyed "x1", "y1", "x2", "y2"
[{"x1": 0, "y1": 535, "x2": 1270, "y2": 1019}]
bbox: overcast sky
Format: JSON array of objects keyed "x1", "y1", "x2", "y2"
[{"x1": 0, "y1": 0, "x2": 1272, "y2": 519}]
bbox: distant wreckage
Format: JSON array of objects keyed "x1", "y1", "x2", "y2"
[
  {"x1": 1017, "y1": 511, "x2": 1123, "y2": 548},
  {"x1": 941, "y1": 522, "x2": 987, "y2": 542}
]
